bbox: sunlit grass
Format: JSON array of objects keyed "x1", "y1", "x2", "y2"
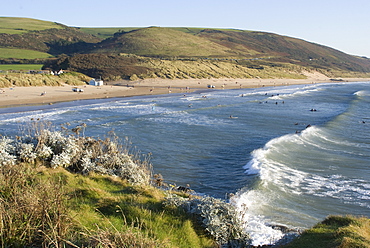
[
  {"x1": 0, "y1": 163, "x2": 216, "y2": 247},
  {"x1": 0, "y1": 17, "x2": 63, "y2": 34},
  {"x1": 0, "y1": 47, "x2": 52, "y2": 59},
  {"x1": 0, "y1": 64, "x2": 43, "y2": 70},
  {"x1": 281, "y1": 215, "x2": 370, "y2": 248}
]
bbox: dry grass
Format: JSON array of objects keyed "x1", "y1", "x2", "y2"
[
  {"x1": 0, "y1": 72, "x2": 88, "y2": 87},
  {"x1": 0, "y1": 162, "x2": 74, "y2": 247}
]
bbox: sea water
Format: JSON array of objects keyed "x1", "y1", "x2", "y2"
[{"x1": 0, "y1": 82, "x2": 369, "y2": 246}]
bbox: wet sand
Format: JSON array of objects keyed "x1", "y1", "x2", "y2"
[{"x1": 0, "y1": 75, "x2": 369, "y2": 108}]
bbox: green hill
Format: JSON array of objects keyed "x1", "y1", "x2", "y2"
[
  {"x1": 1, "y1": 17, "x2": 370, "y2": 80},
  {"x1": 0, "y1": 17, "x2": 64, "y2": 34},
  {"x1": 89, "y1": 27, "x2": 370, "y2": 72},
  {"x1": 90, "y1": 27, "x2": 249, "y2": 57},
  {"x1": 0, "y1": 17, "x2": 102, "y2": 55}
]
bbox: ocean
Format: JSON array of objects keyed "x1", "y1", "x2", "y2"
[{"x1": 0, "y1": 81, "x2": 369, "y2": 246}]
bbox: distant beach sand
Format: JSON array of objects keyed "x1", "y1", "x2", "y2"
[{"x1": 0, "y1": 72, "x2": 369, "y2": 108}]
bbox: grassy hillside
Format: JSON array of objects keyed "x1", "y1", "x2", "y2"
[
  {"x1": 80, "y1": 27, "x2": 140, "y2": 39},
  {"x1": 0, "y1": 17, "x2": 64, "y2": 34},
  {"x1": 42, "y1": 53, "x2": 310, "y2": 81},
  {"x1": 0, "y1": 47, "x2": 52, "y2": 59},
  {"x1": 0, "y1": 17, "x2": 102, "y2": 56},
  {"x1": 0, "y1": 64, "x2": 43, "y2": 71},
  {"x1": 85, "y1": 26, "x2": 370, "y2": 73},
  {"x1": 90, "y1": 27, "x2": 243, "y2": 57},
  {"x1": 2, "y1": 17, "x2": 370, "y2": 80},
  {"x1": 281, "y1": 215, "x2": 370, "y2": 248}
]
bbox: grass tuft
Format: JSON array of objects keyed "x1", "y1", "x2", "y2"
[{"x1": 281, "y1": 215, "x2": 370, "y2": 248}]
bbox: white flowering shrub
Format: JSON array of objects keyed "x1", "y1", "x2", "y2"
[
  {"x1": 17, "y1": 143, "x2": 37, "y2": 163},
  {"x1": 36, "y1": 144, "x2": 53, "y2": 159},
  {"x1": 1, "y1": 124, "x2": 152, "y2": 185},
  {"x1": 0, "y1": 151, "x2": 16, "y2": 166},
  {"x1": 0, "y1": 137, "x2": 16, "y2": 166},
  {"x1": 50, "y1": 152, "x2": 72, "y2": 168},
  {"x1": 165, "y1": 195, "x2": 250, "y2": 247},
  {"x1": 114, "y1": 159, "x2": 150, "y2": 185},
  {"x1": 40, "y1": 130, "x2": 68, "y2": 154}
]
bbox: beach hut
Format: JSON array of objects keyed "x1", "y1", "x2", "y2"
[{"x1": 89, "y1": 78, "x2": 104, "y2": 86}]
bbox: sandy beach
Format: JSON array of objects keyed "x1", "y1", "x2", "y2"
[{"x1": 0, "y1": 72, "x2": 369, "y2": 108}]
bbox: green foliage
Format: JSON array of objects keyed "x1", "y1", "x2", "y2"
[
  {"x1": 281, "y1": 215, "x2": 370, "y2": 248},
  {"x1": 80, "y1": 27, "x2": 141, "y2": 38},
  {"x1": 0, "y1": 121, "x2": 218, "y2": 247},
  {"x1": 1, "y1": 17, "x2": 370, "y2": 75},
  {"x1": 2, "y1": 17, "x2": 370, "y2": 81},
  {"x1": 90, "y1": 27, "x2": 236, "y2": 58},
  {"x1": 0, "y1": 18, "x2": 102, "y2": 55},
  {"x1": 0, "y1": 64, "x2": 43, "y2": 70},
  {"x1": 0, "y1": 154, "x2": 216, "y2": 247},
  {"x1": 0, "y1": 47, "x2": 52, "y2": 59},
  {"x1": 44, "y1": 53, "x2": 309, "y2": 81},
  {"x1": 0, "y1": 17, "x2": 65, "y2": 34}
]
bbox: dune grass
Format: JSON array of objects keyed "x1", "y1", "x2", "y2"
[
  {"x1": 80, "y1": 27, "x2": 141, "y2": 38},
  {"x1": 0, "y1": 72, "x2": 89, "y2": 87}
]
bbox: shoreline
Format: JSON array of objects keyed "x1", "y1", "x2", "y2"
[{"x1": 1, "y1": 75, "x2": 369, "y2": 109}]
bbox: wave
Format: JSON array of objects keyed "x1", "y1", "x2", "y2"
[
  {"x1": 236, "y1": 124, "x2": 370, "y2": 245},
  {"x1": 353, "y1": 90, "x2": 370, "y2": 97},
  {"x1": 0, "y1": 108, "x2": 73, "y2": 123},
  {"x1": 268, "y1": 87, "x2": 321, "y2": 101}
]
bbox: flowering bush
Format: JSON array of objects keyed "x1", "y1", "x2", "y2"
[
  {"x1": 165, "y1": 194, "x2": 250, "y2": 247},
  {"x1": 0, "y1": 137, "x2": 16, "y2": 166},
  {"x1": 0, "y1": 126, "x2": 152, "y2": 185}
]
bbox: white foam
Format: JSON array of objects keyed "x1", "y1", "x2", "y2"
[
  {"x1": 0, "y1": 109, "x2": 71, "y2": 123},
  {"x1": 230, "y1": 190, "x2": 285, "y2": 246},
  {"x1": 354, "y1": 90, "x2": 370, "y2": 97}
]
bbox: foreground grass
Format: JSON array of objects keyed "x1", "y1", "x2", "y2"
[
  {"x1": 281, "y1": 215, "x2": 370, "y2": 248},
  {"x1": 0, "y1": 163, "x2": 216, "y2": 247}
]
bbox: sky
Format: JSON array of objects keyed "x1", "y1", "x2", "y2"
[{"x1": 2, "y1": 0, "x2": 370, "y2": 57}]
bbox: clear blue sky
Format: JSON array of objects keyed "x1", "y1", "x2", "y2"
[{"x1": 3, "y1": 0, "x2": 370, "y2": 57}]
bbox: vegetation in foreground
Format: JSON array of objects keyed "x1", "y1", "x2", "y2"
[
  {"x1": 281, "y1": 215, "x2": 370, "y2": 248},
  {"x1": 0, "y1": 121, "x2": 248, "y2": 247},
  {"x1": 0, "y1": 162, "x2": 219, "y2": 247},
  {"x1": 0, "y1": 122, "x2": 369, "y2": 247}
]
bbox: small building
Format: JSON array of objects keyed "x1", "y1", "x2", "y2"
[{"x1": 89, "y1": 78, "x2": 104, "y2": 86}]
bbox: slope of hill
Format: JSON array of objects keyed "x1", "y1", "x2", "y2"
[
  {"x1": 0, "y1": 17, "x2": 102, "y2": 56},
  {"x1": 90, "y1": 27, "x2": 247, "y2": 57},
  {"x1": 89, "y1": 27, "x2": 370, "y2": 72},
  {"x1": 0, "y1": 17, "x2": 64, "y2": 34},
  {"x1": 1, "y1": 17, "x2": 370, "y2": 80}
]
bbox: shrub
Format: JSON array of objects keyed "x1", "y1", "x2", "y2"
[
  {"x1": 2, "y1": 122, "x2": 152, "y2": 186},
  {"x1": 165, "y1": 194, "x2": 251, "y2": 247}
]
